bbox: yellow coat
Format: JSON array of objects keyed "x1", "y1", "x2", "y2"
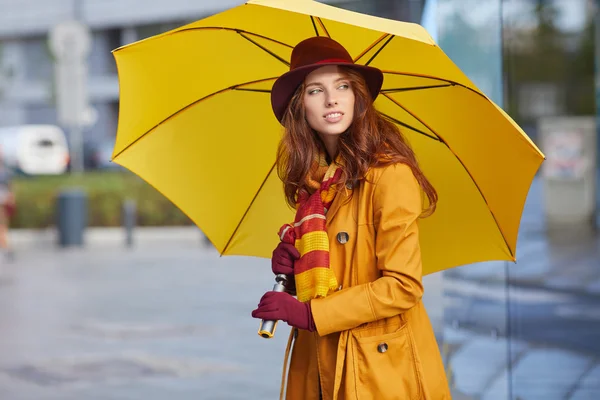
[{"x1": 282, "y1": 163, "x2": 451, "y2": 400}]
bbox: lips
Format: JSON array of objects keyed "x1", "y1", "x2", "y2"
[{"x1": 324, "y1": 112, "x2": 343, "y2": 121}]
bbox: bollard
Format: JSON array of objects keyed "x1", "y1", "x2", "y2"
[
  {"x1": 56, "y1": 189, "x2": 88, "y2": 247},
  {"x1": 122, "y1": 199, "x2": 136, "y2": 247}
]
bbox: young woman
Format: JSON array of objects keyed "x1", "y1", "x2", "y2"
[{"x1": 251, "y1": 36, "x2": 451, "y2": 400}]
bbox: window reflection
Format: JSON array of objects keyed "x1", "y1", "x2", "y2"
[{"x1": 434, "y1": 0, "x2": 600, "y2": 399}]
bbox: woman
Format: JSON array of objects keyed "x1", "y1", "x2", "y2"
[
  {"x1": 0, "y1": 148, "x2": 14, "y2": 261},
  {"x1": 251, "y1": 37, "x2": 451, "y2": 400}
]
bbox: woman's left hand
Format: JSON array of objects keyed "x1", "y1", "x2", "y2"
[{"x1": 251, "y1": 291, "x2": 316, "y2": 332}]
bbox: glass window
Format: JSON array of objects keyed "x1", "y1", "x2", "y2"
[
  {"x1": 504, "y1": 1, "x2": 599, "y2": 398},
  {"x1": 135, "y1": 22, "x2": 189, "y2": 40},
  {"x1": 89, "y1": 29, "x2": 121, "y2": 76},
  {"x1": 435, "y1": 2, "x2": 510, "y2": 398},
  {"x1": 20, "y1": 37, "x2": 52, "y2": 82}
]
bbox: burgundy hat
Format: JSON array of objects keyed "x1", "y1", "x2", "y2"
[{"x1": 271, "y1": 36, "x2": 384, "y2": 123}]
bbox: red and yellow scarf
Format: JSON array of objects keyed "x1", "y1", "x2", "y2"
[{"x1": 278, "y1": 153, "x2": 341, "y2": 303}]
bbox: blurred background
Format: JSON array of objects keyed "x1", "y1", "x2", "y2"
[{"x1": 0, "y1": 0, "x2": 599, "y2": 399}]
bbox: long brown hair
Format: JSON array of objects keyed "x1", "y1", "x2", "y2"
[{"x1": 276, "y1": 66, "x2": 437, "y2": 217}]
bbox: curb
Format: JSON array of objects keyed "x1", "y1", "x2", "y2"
[{"x1": 8, "y1": 226, "x2": 211, "y2": 250}]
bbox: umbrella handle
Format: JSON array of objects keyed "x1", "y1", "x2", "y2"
[{"x1": 258, "y1": 274, "x2": 288, "y2": 339}]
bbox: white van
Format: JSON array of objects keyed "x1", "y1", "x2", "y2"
[{"x1": 0, "y1": 125, "x2": 70, "y2": 175}]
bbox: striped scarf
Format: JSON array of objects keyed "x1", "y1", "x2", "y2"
[{"x1": 278, "y1": 152, "x2": 341, "y2": 303}]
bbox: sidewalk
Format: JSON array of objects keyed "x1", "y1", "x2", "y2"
[
  {"x1": 8, "y1": 226, "x2": 210, "y2": 251},
  {"x1": 0, "y1": 244, "x2": 286, "y2": 400},
  {"x1": 444, "y1": 325, "x2": 600, "y2": 400}
]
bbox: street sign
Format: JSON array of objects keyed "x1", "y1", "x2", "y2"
[
  {"x1": 48, "y1": 21, "x2": 93, "y2": 173},
  {"x1": 48, "y1": 20, "x2": 92, "y2": 128}
]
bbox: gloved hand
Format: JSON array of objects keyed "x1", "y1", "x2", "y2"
[
  {"x1": 272, "y1": 242, "x2": 300, "y2": 294},
  {"x1": 251, "y1": 291, "x2": 316, "y2": 332}
]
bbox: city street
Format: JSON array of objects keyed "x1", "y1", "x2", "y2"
[
  {"x1": 1, "y1": 224, "x2": 599, "y2": 400},
  {"x1": 0, "y1": 242, "x2": 291, "y2": 400},
  {"x1": 1, "y1": 172, "x2": 599, "y2": 400}
]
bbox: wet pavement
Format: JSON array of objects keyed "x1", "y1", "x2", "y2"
[
  {"x1": 0, "y1": 178, "x2": 599, "y2": 399},
  {"x1": 1, "y1": 236, "x2": 598, "y2": 400},
  {"x1": 0, "y1": 244, "x2": 290, "y2": 400}
]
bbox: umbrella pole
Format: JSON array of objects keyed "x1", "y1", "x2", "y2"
[{"x1": 258, "y1": 274, "x2": 288, "y2": 338}]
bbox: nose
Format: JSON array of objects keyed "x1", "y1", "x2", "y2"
[{"x1": 324, "y1": 88, "x2": 338, "y2": 107}]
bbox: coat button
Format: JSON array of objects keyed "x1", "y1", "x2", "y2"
[
  {"x1": 336, "y1": 232, "x2": 349, "y2": 244},
  {"x1": 345, "y1": 181, "x2": 353, "y2": 190},
  {"x1": 377, "y1": 343, "x2": 388, "y2": 353}
]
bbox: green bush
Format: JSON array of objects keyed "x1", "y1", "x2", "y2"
[{"x1": 10, "y1": 171, "x2": 193, "y2": 229}]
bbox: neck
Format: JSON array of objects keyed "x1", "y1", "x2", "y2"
[{"x1": 320, "y1": 136, "x2": 339, "y2": 162}]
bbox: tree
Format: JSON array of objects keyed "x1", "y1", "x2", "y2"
[{"x1": 501, "y1": 0, "x2": 597, "y2": 126}]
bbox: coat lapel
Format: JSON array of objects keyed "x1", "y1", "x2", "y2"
[{"x1": 326, "y1": 183, "x2": 354, "y2": 226}]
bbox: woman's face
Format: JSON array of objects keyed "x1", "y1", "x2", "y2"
[{"x1": 303, "y1": 65, "x2": 355, "y2": 141}]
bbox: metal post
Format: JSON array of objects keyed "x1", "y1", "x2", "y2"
[
  {"x1": 70, "y1": 125, "x2": 84, "y2": 174},
  {"x1": 48, "y1": 20, "x2": 92, "y2": 174},
  {"x1": 122, "y1": 199, "x2": 136, "y2": 247}
]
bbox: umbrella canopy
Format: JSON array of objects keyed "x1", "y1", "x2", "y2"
[{"x1": 111, "y1": 0, "x2": 544, "y2": 275}]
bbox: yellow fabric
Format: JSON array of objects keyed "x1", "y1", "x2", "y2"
[
  {"x1": 285, "y1": 164, "x2": 451, "y2": 399},
  {"x1": 111, "y1": 0, "x2": 545, "y2": 275},
  {"x1": 294, "y1": 231, "x2": 329, "y2": 256},
  {"x1": 294, "y1": 268, "x2": 339, "y2": 302}
]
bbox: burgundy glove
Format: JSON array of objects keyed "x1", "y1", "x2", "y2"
[
  {"x1": 272, "y1": 242, "x2": 300, "y2": 294},
  {"x1": 251, "y1": 291, "x2": 316, "y2": 332}
]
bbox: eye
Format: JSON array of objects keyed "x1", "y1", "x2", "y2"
[
  {"x1": 307, "y1": 88, "x2": 322, "y2": 95},
  {"x1": 338, "y1": 83, "x2": 349, "y2": 90}
]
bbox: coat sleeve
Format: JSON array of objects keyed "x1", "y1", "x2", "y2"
[{"x1": 310, "y1": 163, "x2": 425, "y2": 336}]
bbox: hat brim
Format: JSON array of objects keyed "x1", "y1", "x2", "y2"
[{"x1": 271, "y1": 62, "x2": 384, "y2": 123}]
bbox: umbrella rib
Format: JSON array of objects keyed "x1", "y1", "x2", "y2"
[
  {"x1": 367, "y1": 41, "x2": 493, "y2": 101},
  {"x1": 114, "y1": 27, "x2": 294, "y2": 54},
  {"x1": 238, "y1": 32, "x2": 290, "y2": 67},
  {"x1": 221, "y1": 161, "x2": 278, "y2": 256},
  {"x1": 310, "y1": 16, "x2": 319, "y2": 36},
  {"x1": 365, "y1": 35, "x2": 394, "y2": 66},
  {"x1": 379, "y1": 112, "x2": 440, "y2": 141},
  {"x1": 354, "y1": 34, "x2": 390, "y2": 63},
  {"x1": 112, "y1": 77, "x2": 278, "y2": 160},
  {"x1": 171, "y1": 27, "x2": 294, "y2": 49},
  {"x1": 381, "y1": 84, "x2": 453, "y2": 93},
  {"x1": 382, "y1": 93, "x2": 514, "y2": 259},
  {"x1": 315, "y1": 17, "x2": 331, "y2": 38},
  {"x1": 382, "y1": 71, "x2": 486, "y2": 99},
  {"x1": 234, "y1": 88, "x2": 271, "y2": 93}
]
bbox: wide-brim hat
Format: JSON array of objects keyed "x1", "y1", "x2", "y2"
[{"x1": 271, "y1": 36, "x2": 384, "y2": 123}]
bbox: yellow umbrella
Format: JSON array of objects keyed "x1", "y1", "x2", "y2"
[{"x1": 111, "y1": 0, "x2": 544, "y2": 275}]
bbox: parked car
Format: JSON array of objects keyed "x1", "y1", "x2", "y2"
[{"x1": 0, "y1": 124, "x2": 70, "y2": 175}]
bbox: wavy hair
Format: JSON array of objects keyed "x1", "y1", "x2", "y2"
[{"x1": 276, "y1": 66, "x2": 437, "y2": 217}]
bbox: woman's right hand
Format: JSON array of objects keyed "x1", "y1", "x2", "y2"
[
  {"x1": 271, "y1": 242, "x2": 300, "y2": 276},
  {"x1": 272, "y1": 242, "x2": 300, "y2": 295}
]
